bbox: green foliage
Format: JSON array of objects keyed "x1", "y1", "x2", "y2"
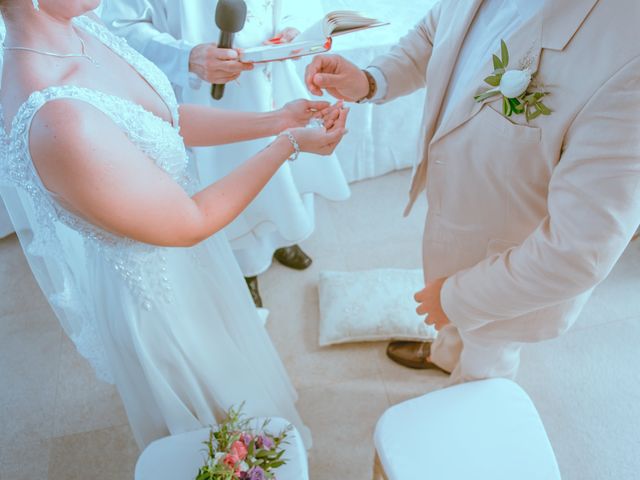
[
  {"x1": 195, "y1": 405, "x2": 292, "y2": 480},
  {"x1": 500, "y1": 39, "x2": 509, "y2": 68},
  {"x1": 475, "y1": 39, "x2": 552, "y2": 123}
]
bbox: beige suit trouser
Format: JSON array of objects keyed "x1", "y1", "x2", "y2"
[{"x1": 430, "y1": 325, "x2": 522, "y2": 385}]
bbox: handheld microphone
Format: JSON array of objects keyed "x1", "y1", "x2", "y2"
[{"x1": 211, "y1": 0, "x2": 247, "y2": 100}]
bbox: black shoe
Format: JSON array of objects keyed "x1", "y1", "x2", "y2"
[
  {"x1": 273, "y1": 245, "x2": 313, "y2": 270},
  {"x1": 245, "y1": 276, "x2": 263, "y2": 308},
  {"x1": 386, "y1": 341, "x2": 449, "y2": 372}
]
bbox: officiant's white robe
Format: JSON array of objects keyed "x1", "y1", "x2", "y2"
[
  {"x1": 101, "y1": 0, "x2": 350, "y2": 276},
  {"x1": 371, "y1": 0, "x2": 640, "y2": 382}
]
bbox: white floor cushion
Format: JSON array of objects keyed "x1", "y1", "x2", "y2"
[
  {"x1": 375, "y1": 378, "x2": 561, "y2": 480},
  {"x1": 135, "y1": 417, "x2": 308, "y2": 480},
  {"x1": 318, "y1": 269, "x2": 437, "y2": 346}
]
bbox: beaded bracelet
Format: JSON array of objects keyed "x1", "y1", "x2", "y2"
[{"x1": 280, "y1": 131, "x2": 300, "y2": 162}]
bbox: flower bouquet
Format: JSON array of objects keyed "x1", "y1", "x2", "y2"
[{"x1": 196, "y1": 405, "x2": 291, "y2": 480}]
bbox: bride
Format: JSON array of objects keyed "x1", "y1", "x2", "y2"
[{"x1": 0, "y1": 0, "x2": 348, "y2": 449}]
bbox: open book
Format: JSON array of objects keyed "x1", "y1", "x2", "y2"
[{"x1": 240, "y1": 11, "x2": 389, "y2": 64}]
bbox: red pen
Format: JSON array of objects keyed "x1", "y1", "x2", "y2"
[{"x1": 266, "y1": 35, "x2": 283, "y2": 45}]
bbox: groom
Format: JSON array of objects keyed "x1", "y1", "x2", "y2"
[{"x1": 306, "y1": 0, "x2": 640, "y2": 383}]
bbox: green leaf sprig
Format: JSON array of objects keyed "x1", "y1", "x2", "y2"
[
  {"x1": 196, "y1": 404, "x2": 292, "y2": 480},
  {"x1": 474, "y1": 40, "x2": 551, "y2": 122}
]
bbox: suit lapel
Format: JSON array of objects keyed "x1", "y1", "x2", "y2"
[
  {"x1": 430, "y1": 0, "x2": 599, "y2": 146},
  {"x1": 431, "y1": 12, "x2": 543, "y2": 145},
  {"x1": 422, "y1": 0, "x2": 484, "y2": 134},
  {"x1": 404, "y1": 0, "x2": 482, "y2": 215},
  {"x1": 541, "y1": 0, "x2": 600, "y2": 51}
]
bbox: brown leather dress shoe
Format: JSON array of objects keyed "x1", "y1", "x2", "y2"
[
  {"x1": 244, "y1": 276, "x2": 263, "y2": 308},
  {"x1": 386, "y1": 341, "x2": 449, "y2": 372},
  {"x1": 273, "y1": 245, "x2": 313, "y2": 270}
]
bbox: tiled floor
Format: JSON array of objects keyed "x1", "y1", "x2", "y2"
[{"x1": 1, "y1": 169, "x2": 639, "y2": 479}]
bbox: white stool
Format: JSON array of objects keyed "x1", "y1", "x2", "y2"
[
  {"x1": 374, "y1": 378, "x2": 561, "y2": 480},
  {"x1": 135, "y1": 417, "x2": 309, "y2": 480}
]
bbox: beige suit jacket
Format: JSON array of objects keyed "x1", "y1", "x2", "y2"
[{"x1": 371, "y1": 0, "x2": 640, "y2": 341}]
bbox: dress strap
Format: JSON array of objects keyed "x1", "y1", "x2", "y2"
[{"x1": 73, "y1": 15, "x2": 181, "y2": 126}]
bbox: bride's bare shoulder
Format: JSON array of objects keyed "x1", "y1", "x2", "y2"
[
  {"x1": 0, "y1": 55, "x2": 76, "y2": 124},
  {"x1": 30, "y1": 97, "x2": 118, "y2": 155},
  {"x1": 27, "y1": 97, "x2": 130, "y2": 195}
]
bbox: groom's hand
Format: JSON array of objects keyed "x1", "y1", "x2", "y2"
[
  {"x1": 415, "y1": 278, "x2": 451, "y2": 331},
  {"x1": 305, "y1": 54, "x2": 369, "y2": 101}
]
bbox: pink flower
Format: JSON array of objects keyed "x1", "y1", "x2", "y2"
[
  {"x1": 224, "y1": 454, "x2": 240, "y2": 469},
  {"x1": 230, "y1": 440, "x2": 248, "y2": 461}
]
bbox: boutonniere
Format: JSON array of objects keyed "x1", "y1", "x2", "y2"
[{"x1": 474, "y1": 40, "x2": 551, "y2": 122}]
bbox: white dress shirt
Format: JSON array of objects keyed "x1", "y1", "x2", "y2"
[{"x1": 369, "y1": 0, "x2": 543, "y2": 119}]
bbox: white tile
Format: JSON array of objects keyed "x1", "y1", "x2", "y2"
[
  {"x1": 573, "y1": 242, "x2": 640, "y2": 330},
  {"x1": 0, "y1": 311, "x2": 62, "y2": 446},
  {"x1": 0, "y1": 236, "x2": 50, "y2": 318},
  {"x1": 297, "y1": 379, "x2": 390, "y2": 480},
  {"x1": 52, "y1": 337, "x2": 128, "y2": 438},
  {"x1": 517, "y1": 317, "x2": 640, "y2": 480},
  {"x1": 47, "y1": 425, "x2": 138, "y2": 480},
  {"x1": 0, "y1": 438, "x2": 51, "y2": 480}
]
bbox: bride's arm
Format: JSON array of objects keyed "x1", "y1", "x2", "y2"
[
  {"x1": 178, "y1": 100, "x2": 332, "y2": 147},
  {"x1": 29, "y1": 99, "x2": 348, "y2": 247}
]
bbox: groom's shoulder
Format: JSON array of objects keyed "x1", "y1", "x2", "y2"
[{"x1": 576, "y1": 0, "x2": 639, "y2": 56}]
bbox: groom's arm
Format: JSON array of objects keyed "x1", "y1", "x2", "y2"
[
  {"x1": 305, "y1": 3, "x2": 442, "y2": 103},
  {"x1": 440, "y1": 56, "x2": 640, "y2": 332},
  {"x1": 367, "y1": 3, "x2": 443, "y2": 103}
]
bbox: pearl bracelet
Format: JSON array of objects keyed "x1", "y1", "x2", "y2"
[{"x1": 280, "y1": 131, "x2": 300, "y2": 162}]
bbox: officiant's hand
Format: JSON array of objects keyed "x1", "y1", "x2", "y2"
[
  {"x1": 415, "y1": 278, "x2": 451, "y2": 331},
  {"x1": 189, "y1": 43, "x2": 254, "y2": 84},
  {"x1": 305, "y1": 54, "x2": 369, "y2": 101}
]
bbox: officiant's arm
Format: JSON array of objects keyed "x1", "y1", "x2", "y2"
[
  {"x1": 101, "y1": 0, "x2": 196, "y2": 89},
  {"x1": 367, "y1": 3, "x2": 442, "y2": 102},
  {"x1": 101, "y1": 0, "x2": 251, "y2": 88},
  {"x1": 178, "y1": 100, "x2": 339, "y2": 147},
  {"x1": 439, "y1": 56, "x2": 640, "y2": 333}
]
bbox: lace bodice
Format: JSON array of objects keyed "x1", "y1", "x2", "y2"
[{"x1": 1, "y1": 17, "x2": 193, "y2": 249}]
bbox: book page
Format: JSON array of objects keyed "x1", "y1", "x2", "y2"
[{"x1": 295, "y1": 19, "x2": 328, "y2": 43}]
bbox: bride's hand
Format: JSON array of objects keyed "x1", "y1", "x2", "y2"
[
  {"x1": 278, "y1": 99, "x2": 331, "y2": 130},
  {"x1": 318, "y1": 100, "x2": 344, "y2": 129},
  {"x1": 286, "y1": 106, "x2": 350, "y2": 156}
]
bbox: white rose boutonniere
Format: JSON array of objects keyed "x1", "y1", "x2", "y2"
[{"x1": 474, "y1": 40, "x2": 551, "y2": 122}]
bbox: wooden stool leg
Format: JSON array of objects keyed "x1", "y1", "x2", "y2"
[{"x1": 373, "y1": 452, "x2": 389, "y2": 480}]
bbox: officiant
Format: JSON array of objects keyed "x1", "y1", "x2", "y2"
[{"x1": 101, "y1": 0, "x2": 350, "y2": 307}]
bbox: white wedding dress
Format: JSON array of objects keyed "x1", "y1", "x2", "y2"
[{"x1": 0, "y1": 16, "x2": 311, "y2": 449}]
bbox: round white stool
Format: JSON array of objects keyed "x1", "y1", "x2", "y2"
[
  {"x1": 374, "y1": 378, "x2": 561, "y2": 480},
  {"x1": 135, "y1": 417, "x2": 308, "y2": 480}
]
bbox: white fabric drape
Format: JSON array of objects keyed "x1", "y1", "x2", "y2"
[
  {"x1": 0, "y1": 19, "x2": 11, "y2": 239},
  {"x1": 0, "y1": 197, "x2": 11, "y2": 238}
]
